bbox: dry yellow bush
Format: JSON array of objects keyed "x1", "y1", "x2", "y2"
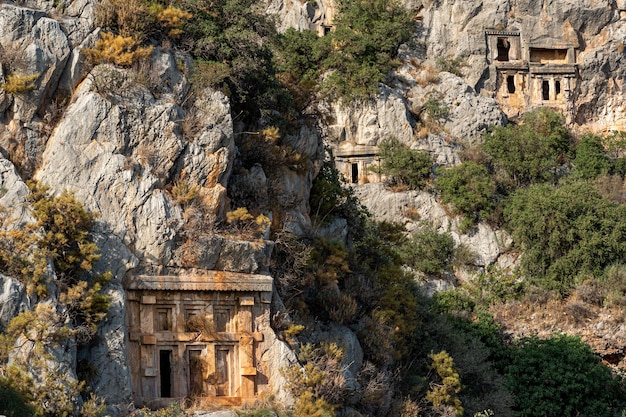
[
  {"x1": 83, "y1": 32, "x2": 153, "y2": 67},
  {"x1": 156, "y1": 6, "x2": 192, "y2": 38},
  {"x1": 94, "y1": 0, "x2": 151, "y2": 39},
  {"x1": 1, "y1": 73, "x2": 40, "y2": 94}
]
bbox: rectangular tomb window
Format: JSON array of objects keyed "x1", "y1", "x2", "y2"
[
  {"x1": 214, "y1": 307, "x2": 232, "y2": 333},
  {"x1": 496, "y1": 38, "x2": 510, "y2": 61},
  {"x1": 507, "y1": 75, "x2": 516, "y2": 94},
  {"x1": 156, "y1": 307, "x2": 172, "y2": 331},
  {"x1": 351, "y1": 163, "x2": 359, "y2": 184},
  {"x1": 542, "y1": 80, "x2": 550, "y2": 101},
  {"x1": 555, "y1": 80, "x2": 561, "y2": 98}
]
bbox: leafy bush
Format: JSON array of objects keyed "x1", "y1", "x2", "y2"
[
  {"x1": 422, "y1": 93, "x2": 449, "y2": 123},
  {"x1": 378, "y1": 137, "x2": 433, "y2": 190},
  {"x1": 436, "y1": 161, "x2": 496, "y2": 224},
  {"x1": 309, "y1": 159, "x2": 369, "y2": 239},
  {"x1": 83, "y1": 32, "x2": 153, "y2": 66},
  {"x1": 399, "y1": 223, "x2": 455, "y2": 276},
  {"x1": 505, "y1": 334, "x2": 626, "y2": 417},
  {"x1": 484, "y1": 108, "x2": 571, "y2": 189},
  {"x1": 321, "y1": 0, "x2": 413, "y2": 102},
  {"x1": 504, "y1": 180, "x2": 626, "y2": 291},
  {"x1": 1, "y1": 73, "x2": 40, "y2": 94},
  {"x1": 0, "y1": 378, "x2": 37, "y2": 417},
  {"x1": 572, "y1": 134, "x2": 612, "y2": 179}
]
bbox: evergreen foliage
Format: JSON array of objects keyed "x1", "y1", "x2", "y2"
[
  {"x1": 377, "y1": 137, "x2": 433, "y2": 190},
  {"x1": 573, "y1": 134, "x2": 612, "y2": 179},
  {"x1": 321, "y1": 0, "x2": 413, "y2": 102},
  {"x1": 506, "y1": 334, "x2": 626, "y2": 417},
  {"x1": 399, "y1": 223, "x2": 455, "y2": 276},
  {"x1": 484, "y1": 108, "x2": 571, "y2": 189},
  {"x1": 0, "y1": 183, "x2": 110, "y2": 416},
  {"x1": 504, "y1": 180, "x2": 626, "y2": 291},
  {"x1": 436, "y1": 161, "x2": 496, "y2": 224}
]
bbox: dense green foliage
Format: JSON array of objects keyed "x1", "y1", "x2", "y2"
[
  {"x1": 436, "y1": 161, "x2": 496, "y2": 224},
  {"x1": 573, "y1": 134, "x2": 612, "y2": 179},
  {"x1": 0, "y1": 378, "x2": 37, "y2": 417},
  {"x1": 277, "y1": 0, "x2": 413, "y2": 103},
  {"x1": 322, "y1": 0, "x2": 413, "y2": 102},
  {"x1": 399, "y1": 223, "x2": 455, "y2": 276},
  {"x1": 377, "y1": 137, "x2": 433, "y2": 189},
  {"x1": 484, "y1": 108, "x2": 571, "y2": 189},
  {"x1": 506, "y1": 334, "x2": 626, "y2": 417},
  {"x1": 309, "y1": 158, "x2": 368, "y2": 238},
  {"x1": 504, "y1": 180, "x2": 626, "y2": 290}
]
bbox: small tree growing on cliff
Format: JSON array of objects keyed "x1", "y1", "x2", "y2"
[{"x1": 377, "y1": 137, "x2": 433, "y2": 190}]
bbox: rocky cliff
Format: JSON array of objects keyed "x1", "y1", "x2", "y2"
[{"x1": 1, "y1": 0, "x2": 626, "y2": 414}]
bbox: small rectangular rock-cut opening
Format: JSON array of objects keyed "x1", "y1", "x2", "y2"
[
  {"x1": 351, "y1": 163, "x2": 359, "y2": 184},
  {"x1": 160, "y1": 350, "x2": 172, "y2": 397},
  {"x1": 542, "y1": 80, "x2": 550, "y2": 100},
  {"x1": 530, "y1": 48, "x2": 568, "y2": 63},
  {"x1": 125, "y1": 271, "x2": 273, "y2": 408},
  {"x1": 507, "y1": 75, "x2": 516, "y2": 93},
  {"x1": 555, "y1": 79, "x2": 561, "y2": 98},
  {"x1": 497, "y1": 38, "x2": 510, "y2": 61}
]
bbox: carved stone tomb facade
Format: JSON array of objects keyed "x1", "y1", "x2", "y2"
[
  {"x1": 333, "y1": 142, "x2": 382, "y2": 184},
  {"x1": 486, "y1": 29, "x2": 577, "y2": 121},
  {"x1": 125, "y1": 272, "x2": 273, "y2": 408}
]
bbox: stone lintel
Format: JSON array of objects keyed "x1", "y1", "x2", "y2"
[
  {"x1": 130, "y1": 331, "x2": 264, "y2": 343},
  {"x1": 333, "y1": 143, "x2": 379, "y2": 158},
  {"x1": 485, "y1": 30, "x2": 520, "y2": 36},
  {"x1": 529, "y1": 63, "x2": 577, "y2": 75},
  {"x1": 126, "y1": 271, "x2": 273, "y2": 292},
  {"x1": 495, "y1": 62, "x2": 529, "y2": 72}
]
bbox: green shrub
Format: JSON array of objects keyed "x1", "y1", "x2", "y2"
[
  {"x1": 378, "y1": 137, "x2": 433, "y2": 190},
  {"x1": 572, "y1": 134, "x2": 612, "y2": 179},
  {"x1": 423, "y1": 93, "x2": 449, "y2": 123},
  {"x1": 399, "y1": 223, "x2": 454, "y2": 276},
  {"x1": 436, "y1": 56, "x2": 464, "y2": 76},
  {"x1": 321, "y1": 0, "x2": 413, "y2": 102},
  {"x1": 436, "y1": 161, "x2": 496, "y2": 224},
  {"x1": 484, "y1": 108, "x2": 571, "y2": 189},
  {"x1": 0, "y1": 378, "x2": 37, "y2": 417},
  {"x1": 504, "y1": 180, "x2": 626, "y2": 291},
  {"x1": 505, "y1": 334, "x2": 626, "y2": 417},
  {"x1": 309, "y1": 158, "x2": 368, "y2": 239}
]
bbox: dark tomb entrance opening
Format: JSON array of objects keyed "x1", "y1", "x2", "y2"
[
  {"x1": 542, "y1": 80, "x2": 550, "y2": 100},
  {"x1": 555, "y1": 80, "x2": 561, "y2": 97},
  {"x1": 351, "y1": 163, "x2": 359, "y2": 184},
  {"x1": 507, "y1": 75, "x2": 516, "y2": 94},
  {"x1": 160, "y1": 350, "x2": 172, "y2": 398},
  {"x1": 496, "y1": 38, "x2": 510, "y2": 61}
]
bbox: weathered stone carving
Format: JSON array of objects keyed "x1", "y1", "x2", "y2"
[
  {"x1": 125, "y1": 271, "x2": 273, "y2": 408},
  {"x1": 487, "y1": 29, "x2": 577, "y2": 122}
]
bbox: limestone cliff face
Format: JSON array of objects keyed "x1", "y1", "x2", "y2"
[
  {"x1": 271, "y1": 0, "x2": 626, "y2": 132},
  {"x1": 1, "y1": 0, "x2": 626, "y2": 412},
  {"x1": 0, "y1": 0, "x2": 293, "y2": 409}
]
